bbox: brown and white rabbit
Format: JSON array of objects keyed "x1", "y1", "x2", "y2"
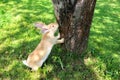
[{"x1": 22, "y1": 22, "x2": 64, "y2": 71}]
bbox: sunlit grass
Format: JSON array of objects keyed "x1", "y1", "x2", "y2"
[
  {"x1": 87, "y1": 0, "x2": 120, "y2": 80},
  {"x1": 0, "y1": 0, "x2": 120, "y2": 80}
]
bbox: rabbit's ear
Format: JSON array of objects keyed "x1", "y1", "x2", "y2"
[
  {"x1": 34, "y1": 22, "x2": 49, "y2": 34},
  {"x1": 34, "y1": 22, "x2": 46, "y2": 29},
  {"x1": 41, "y1": 28, "x2": 49, "y2": 34}
]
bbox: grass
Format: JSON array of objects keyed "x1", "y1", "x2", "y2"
[{"x1": 0, "y1": 0, "x2": 120, "y2": 80}]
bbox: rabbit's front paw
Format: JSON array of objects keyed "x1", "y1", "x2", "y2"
[
  {"x1": 57, "y1": 33, "x2": 60, "y2": 39},
  {"x1": 60, "y1": 38, "x2": 64, "y2": 43},
  {"x1": 56, "y1": 38, "x2": 64, "y2": 44}
]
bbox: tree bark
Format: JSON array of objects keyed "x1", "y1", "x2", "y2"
[{"x1": 52, "y1": 0, "x2": 96, "y2": 54}]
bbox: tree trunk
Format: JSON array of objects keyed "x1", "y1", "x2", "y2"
[{"x1": 52, "y1": 0, "x2": 96, "y2": 54}]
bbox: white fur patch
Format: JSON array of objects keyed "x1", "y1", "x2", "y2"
[{"x1": 23, "y1": 60, "x2": 29, "y2": 67}]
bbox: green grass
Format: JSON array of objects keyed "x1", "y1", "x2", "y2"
[{"x1": 0, "y1": 0, "x2": 120, "y2": 80}]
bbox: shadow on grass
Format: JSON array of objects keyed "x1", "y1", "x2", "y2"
[
  {"x1": 88, "y1": 0, "x2": 120, "y2": 80},
  {"x1": 42, "y1": 47, "x2": 98, "y2": 80}
]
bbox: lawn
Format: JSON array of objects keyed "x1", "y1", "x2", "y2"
[{"x1": 0, "y1": 0, "x2": 120, "y2": 80}]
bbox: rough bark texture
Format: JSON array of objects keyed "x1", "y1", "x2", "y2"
[{"x1": 52, "y1": 0, "x2": 96, "y2": 54}]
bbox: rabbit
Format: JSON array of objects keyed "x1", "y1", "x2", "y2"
[{"x1": 22, "y1": 22, "x2": 64, "y2": 71}]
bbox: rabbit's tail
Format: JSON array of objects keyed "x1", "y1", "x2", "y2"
[{"x1": 22, "y1": 60, "x2": 29, "y2": 67}]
